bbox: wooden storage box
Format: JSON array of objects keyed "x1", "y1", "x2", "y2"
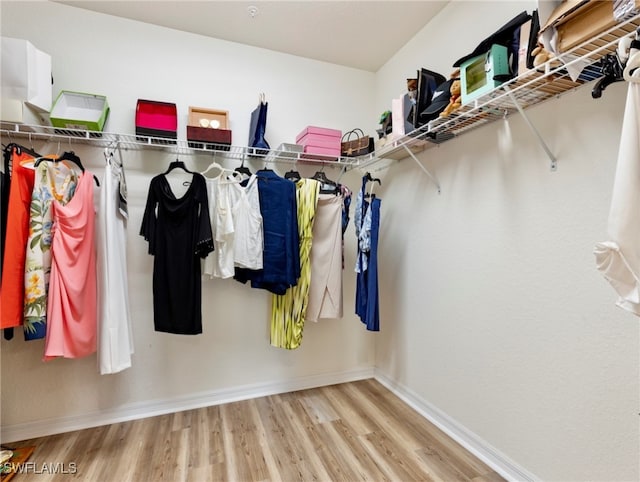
[
  {"x1": 187, "y1": 125, "x2": 232, "y2": 151},
  {"x1": 188, "y1": 106, "x2": 229, "y2": 129},
  {"x1": 186, "y1": 106, "x2": 231, "y2": 150}
]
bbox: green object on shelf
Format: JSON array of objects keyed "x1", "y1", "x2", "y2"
[
  {"x1": 378, "y1": 110, "x2": 391, "y2": 124},
  {"x1": 49, "y1": 90, "x2": 110, "y2": 132}
]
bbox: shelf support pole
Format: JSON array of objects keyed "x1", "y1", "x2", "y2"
[
  {"x1": 401, "y1": 143, "x2": 441, "y2": 194},
  {"x1": 503, "y1": 85, "x2": 557, "y2": 171}
]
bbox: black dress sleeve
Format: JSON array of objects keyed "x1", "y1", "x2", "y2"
[
  {"x1": 194, "y1": 174, "x2": 215, "y2": 258},
  {"x1": 140, "y1": 176, "x2": 159, "y2": 255}
]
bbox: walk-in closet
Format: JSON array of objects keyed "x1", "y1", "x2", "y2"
[{"x1": 1, "y1": 1, "x2": 639, "y2": 481}]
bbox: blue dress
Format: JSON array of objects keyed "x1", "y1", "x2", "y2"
[
  {"x1": 355, "y1": 176, "x2": 380, "y2": 331},
  {"x1": 234, "y1": 169, "x2": 300, "y2": 295}
]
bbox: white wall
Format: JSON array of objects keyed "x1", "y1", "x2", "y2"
[
  {"x1": 375, "y1": 2, "x2": 639, "y2": 481},
  {"x1": 0, "y1": 1, "x2": 376, "y2": 436}
]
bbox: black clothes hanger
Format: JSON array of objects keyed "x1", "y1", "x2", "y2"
[
  {"x1": 284, "y1": 169, "x2": 301, "y2": 181},
  {"x1": 164, "y1": 158, "x2": 193, "y2": 174},
  {"x1": 592, "y1": 53, "x2": 625, "y2": 99},
  {"x1": 364, "y1": 172, "x2": 381, "y2": 199},
  {"x1": 364, "y1": 172, "x2": 382, "y2": 186},
  {"x1": 3, "y1": 142, "x2": 41, "y2": 159},
  {"x1": 312, "y1": 169, "x2": 338, "y2": 194},
  {"x1": 234, "y1": 157, "x2": 253, "y2": 178},
  {"x1": 35, "y1": 151, "x2": 100, "y2": 186}
]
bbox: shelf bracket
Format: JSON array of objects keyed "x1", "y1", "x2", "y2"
[
  {"x1": 503, "y1": 85, "x2": 557, "y2": 171},
  {"x1": 401, "y1": 143, "x2": 441, "y2": 194}
]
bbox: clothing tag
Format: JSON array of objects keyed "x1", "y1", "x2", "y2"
[{"x1": 118, "y1": 172, "x2": 128, "y2": 219}]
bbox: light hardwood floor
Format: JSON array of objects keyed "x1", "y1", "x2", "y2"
[{"x1": 4, "y1": 379, "x2": 505, "y2": 481}]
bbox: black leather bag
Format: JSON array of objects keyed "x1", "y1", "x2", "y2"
[{"x1": 409, "y1": 68, "x2": 446, "y2": 128}]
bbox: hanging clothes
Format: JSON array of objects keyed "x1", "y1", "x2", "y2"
[
  {"x1": 203, "y1": 174, "x2": 237, "y2": 279},
  {"x1": 307, "y1": 192, "x2": 344, "y2": 323},
  {"x1": 340, "y1": 184, "x2": 352, "y2": 269},
  {"x1": 140, "y1": 172, "x2": 214, "y2": 335},
  {"x1": 594, "y1": 70, "x2": 640, "y2": 315},
  {"x1": 229, "y1": 174, "x2": 263, "y2": 271},
  {"x1": 0, "y1": 146, "x2": 36, "y2": 331},
  {"x1": 23, "y1": 160, "x2": 80, "y2": 340},
  {"x1": 234, "y1": 169, "x2": 300, "y2": 295},
  {"x1": 355, "y1": 176, "x2": 381, "y2": 331},
  {"x1": 97, "y1": 151, "x2": 134, "y2": 374},
  {"x1": 271, "y1": 178, "x2": 320, "y2": 349},
  {"x1": 44, "y1": 171, "x2": 98, "y2": 360},
  {"x1": 1, "y1": 145, "x2": 12, "y2": 281}
]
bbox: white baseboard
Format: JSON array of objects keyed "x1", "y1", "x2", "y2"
[
  {"x1": 1, "y1": 367, "x2": 374, "y2": 443},
  {"x1": 374, "y1": 371, "x2": 539, "y2": 482}
]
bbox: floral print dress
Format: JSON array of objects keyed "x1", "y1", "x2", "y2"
[{"x1": 23, "y1": 161, "x2": 79, "y2": 340}]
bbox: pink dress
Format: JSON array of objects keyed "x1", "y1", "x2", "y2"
[{"x1": 44, "y1": 171, "x2": 97, "y2": 360}]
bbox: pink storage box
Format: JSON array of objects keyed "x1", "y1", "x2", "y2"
[
  {"x1": 296, "y1": 126, "x2": 342, "y2": 142},
  {"x1": 303, "y1": 145, "x2": 340, "y2": 156},
  {"x1": 298, "y1": 134, "x2": 341, "y2": 149},
  {"x1": 301, "y1": 145, "x2": 340, "y2": 161}
]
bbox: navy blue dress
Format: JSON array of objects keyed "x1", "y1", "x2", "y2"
[
  {"x1": 234, "y1": 169, "x2": 300, "y2": 295},
  {"x1": 355, "y1": 177, "x2": 380, "y2": 332}
]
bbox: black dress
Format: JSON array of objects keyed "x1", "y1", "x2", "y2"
[{"x1": 140, "y1": 173, "x2": 214, "y2": 334}]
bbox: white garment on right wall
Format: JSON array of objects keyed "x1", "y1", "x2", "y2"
[{"x1": 594, "y1": 69, "x2": 640, "y2": 316}]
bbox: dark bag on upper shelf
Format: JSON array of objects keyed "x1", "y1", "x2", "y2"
[
  {"x1": 453, "y1": 10, "x2": 532, "y2": 81},
  {"x1": 341, "y1": 129, "x2": 374, "y2": 157},
  {"x1": 409, "y1": 68, "x2": 446, "y2": 128},
  {"x1": 248, "y1": 93, "x2": 270, "y2": 155}
]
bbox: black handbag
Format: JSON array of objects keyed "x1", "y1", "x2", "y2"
[
  {"x1": 248, "y1": 93, "x2": 270, "y2": 155},
  {"x1": 341, "y1": 129, "x2": 374, "y2": 157},
  {"x1": 409, "y1": 68, "x2": 446, "y2": 128}
]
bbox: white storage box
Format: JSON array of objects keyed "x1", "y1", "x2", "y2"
[
  {"x1": 0, "y1": 98, "x2": 49, "y2": 131},
  {"x1": 1, "y1": 37, "x2": 52, "y2": 115}
]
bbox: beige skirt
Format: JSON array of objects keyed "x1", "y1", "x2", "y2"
[{"x1": 306, "y1": 193, "x2": 343, "y2": 322}]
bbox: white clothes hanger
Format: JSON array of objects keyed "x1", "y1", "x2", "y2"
[
  {"x1": 201, "y1": 159, "x2": 224, "y2": 178},
  {"x1": 201, "y1": 158, "x2": 242, "y2": 182}
]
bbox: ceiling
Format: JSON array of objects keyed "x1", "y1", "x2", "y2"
[{"x1": 56, "y1": 1, "x2": 449, "y2": 72}]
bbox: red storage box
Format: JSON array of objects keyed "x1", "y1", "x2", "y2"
[
  {"x1": 296, "y1": 125, "x2": 341, "y2": 159},
  {"x1": 135, "y1": 99, "x2": 177, "y2": 142},
  {"x1": 187, "y1": 125, "x2": 232, "y2": 151}
]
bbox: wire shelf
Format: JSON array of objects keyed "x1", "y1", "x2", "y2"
[
  {"x1": 374, "y1": 12, "x2": 640, "y2": 163},
  {"x1": 2, "y1": 12, "x2": 638, "y2": 173},
  {"x1": 0, "y1": 123, "x2": 372, "y2": 170}
]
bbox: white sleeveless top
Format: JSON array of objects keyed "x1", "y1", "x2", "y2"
[
  {"x1": 203, "y1": 174, "x2": 237, "y2": 279},
  {"x1": 229, "y1": 175, "x2": 263, "y2": 270}
]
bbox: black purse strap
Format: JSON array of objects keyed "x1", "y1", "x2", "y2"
[{"x1": 341, "y1": 129, "x2": 364, "y2": 143}]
